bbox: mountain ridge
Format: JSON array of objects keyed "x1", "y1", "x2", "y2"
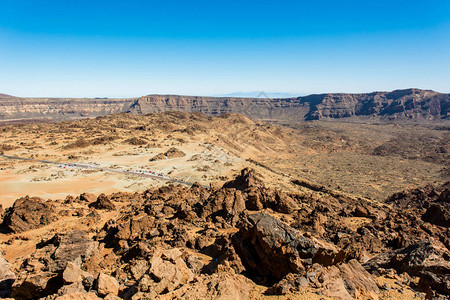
[{"x1": 0, "y1": 88, "x2": 448, "y2": 122}]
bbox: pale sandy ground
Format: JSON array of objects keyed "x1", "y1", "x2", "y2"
[{"x1": 0, "y1": 140, "x2": 254, "y2": 208}]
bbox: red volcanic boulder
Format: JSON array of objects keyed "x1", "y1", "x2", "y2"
[
  {"x1": 79, "y1": 193, "x2": 96, "y2": 203},
  {"x1": 88, "y1": 194, "x2": 116, "y2": 211},
  {"x1": 233, "y1": 212, "x2": 346, "y2": 283},
  {"x1": 1, "y1": 196, "x2": 57, "y2": 233}
]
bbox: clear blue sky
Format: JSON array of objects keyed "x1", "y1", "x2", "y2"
[{"x1": 0, "y1": 0, "x2": 449, "y2": 97}]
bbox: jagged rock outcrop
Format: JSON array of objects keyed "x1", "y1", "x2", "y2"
[
  {"x1": 387, "y1": 181, "x2": 450, "y2": 228},
  {"x1": 88, "y1": 194, "x2": 116, "y2": 211},
  {"x1": 233, "y1": 212, "x2": 346, "y2": 282},
  {"x1": 79, "y1": 193, "x2": 96, "y2": 203},
  {"x1": 268, "y1": 259, "x2": 380, "y2": 299},
  {"x1": 365, "y1": 239, "x2": 450, "y2": 296},
  {"x1": 2, "y1": 169, "x2": 450, "y2": 299},
  {"x1": 1, "y1": 196, "x2": 57, "y2": 233}
]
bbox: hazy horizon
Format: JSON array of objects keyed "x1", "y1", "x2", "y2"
[{"x1": 2, "y1": 87, "x2": 449, "y2": 99}]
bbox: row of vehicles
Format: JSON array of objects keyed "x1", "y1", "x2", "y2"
[
  {"x1": 58, "y1": 162, "x2": 171, "y2": 180},
  {"x1": 127, "y1": 169, "x2": 171, "y2": 180}
]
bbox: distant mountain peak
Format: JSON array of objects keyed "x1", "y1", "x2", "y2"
[{"x1": 0, "y1": 93, "x2": 19, "y2": 99}]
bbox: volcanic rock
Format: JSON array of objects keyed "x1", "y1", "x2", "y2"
[
  {"x1": 88, "y1": 194, "x2": 116, "y2": 211},
  {"x1": 62, "y1": 262, "x2": 85, "y2": 284},
  {"x1": 36, "y1": 231, "x2": 97, "y2": 273},
  {"x1": 233, "y1": 212, "x2": 346, "y2": 282},
  {"x1": 0, "y1": 254, "x2": 16, "y2": 298},
  {"x1": 164, "y1": 147, "x2": 185, "y2": 159},
  {"x1": 201, "y1": 189, "x2": 246, "y2": 225},
  {"x1": 149, "y1": 153, "x2": 166, "y2": 161},
  {"x1": 268, "y1": 259, "x2": 379, "y2": 299},
  {"x1": 365, "y1": 239, "x2": 450, "y2": 295},
  {"x1": 79, "y1": 193, "x2": 96, "y2": 203},
  {"x1": 12, "y1": 272, "x2": 60, "y2": 299},
  {"x1": 96, "y1": 273, "x2": 119, "y2": 297},
  {"x1": 422, "y1": 203, "x2": 450, "y2": 227},
  {"x1": 3, "y1": 168, "x2": 449, "y2": 298},
  {"x1": 273, "y1": 190, "x2": 299, "y2": 214},
  {"x1": 158, "y1": 271, "x2": 256, "y2": 299},
  {"x1": 1, "y1": 196, "x2": 57, "y2": 233},
  {"x1": 222, "y1": 168, "x2": 263, "y2": 191},
  {"x1": 54, "y1": 292, "x2": 101, "y2": 300},
  {"x1": 58, "y1": 281, "x2": 86, "y2": 296},
  {"x1": 147, "y1": 249, "x2": 194, "y2": 293}
]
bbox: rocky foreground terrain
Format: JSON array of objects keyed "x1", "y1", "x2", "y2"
[
  {"x1": 0, "y1": 168, "x2": 449, "y2": 299},
  {"x1": 1, "y1": 88, "x2": 448, "y2": 122}
]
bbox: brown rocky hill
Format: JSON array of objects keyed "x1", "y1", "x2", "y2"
[{"x1": 1, "y1": 88, "x2": 448, "y2": 122}]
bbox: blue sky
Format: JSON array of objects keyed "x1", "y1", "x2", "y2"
[{"x1": 0, "y1": 0, "x2": 449, "y2": 97}]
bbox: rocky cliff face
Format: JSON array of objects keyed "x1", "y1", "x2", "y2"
[
  {"x1": 0, "y1": 96, "x2": 136, "y2": 121},
  {"x1": 133, "y1": 89, "x2": 449, "y2": 121},
  {"x1": 1, "y1": 89, "x2": 448, "y2": 122}
]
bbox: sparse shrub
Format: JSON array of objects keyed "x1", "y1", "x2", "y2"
[
  {"x1": 63, "y1": 139, "x2": 91, "y2": 149},
  {"x1": 0, "y1": 143, "x2": 17, "y2": 151},
  {"x1": 123, "y1": 137, "x2": 147, "y2": 146}
]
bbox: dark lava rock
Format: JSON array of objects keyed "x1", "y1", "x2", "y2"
[
  {"x1": 365, "y1": 239, "x2": 450, "y2": 295},
  {"x1": 222, "y1": 168, "x2": 263, "y2": 191},
  {"x1": 12, "y1": 272, "x2": 61, "y2": 299},
  {"x1": 200, "y1": 189, "x2": 246, "y2": 225},
  {"x1": 267, "y1": 260, "x2": 379, "y2": 299},
  {"x1": 233, "y1": 212, "x2": 346, "y2": 283},
  {"x1": 418, "y1": 271, "x2": 450, "y2": 297},
  {"x1": 0, "y1": 254, "x2": 16, "y2": 298},
  {"x1": 1, "y1": 196, "x2": 57, "y2": 233},
  {"x1": 88, "y1": 194, "x2": 116, "y2": 211},
  {"x1": 386, "y1": 182, "x2": 449, "y2": 210},
  {"x1": 422, "y1": 203, "x2": 450, "y2": 227},
  {"x1": 0, "y1": 204, "x2": 4, "y2": 224},
  {"x1": 38, "y1": 230, "x2": 98, "y2": 273}
]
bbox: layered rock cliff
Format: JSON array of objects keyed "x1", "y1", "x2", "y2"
[
  {"x1": 0, "y1": 95, "x2": 136, "y2": 121},
  {"x1": 132, "y1": 89, "x2": 449, "y2": 121},
  {"x1": 0, "y1": 89, "x2": 448, "y2": 122}
]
